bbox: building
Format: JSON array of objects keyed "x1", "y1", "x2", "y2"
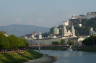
[
  {"x1": 71, "y1": 25, "x2": 76, "y2": 37},
  {"x1": 62, "y1": 24, "x2": 68, "y2": 37},
  {"x1": 64, "y1": 20, "x2": 69, "y2": 26},
  {"x1": 87, "y1": 12, "x2": 96, "y2": 19},
  {"x1": 89, "y1": 27, "x2": 96, "y2": 35},
  {"x1": 53, "y1": 27, "x2": 59, "y2": 35},
  {"x1": 71, "y1": 15, "x2": 86, "y2": 19},
  {"x1": 24, "y1": 32, "x2": 43, "y2": 40},
  {"x1": 37, "y1": 33, "x2": 43, "y2": 39},
  {"x1": 49, "y1": 26, "x2": 60, "y2": 38},
  {"x1": 62, "y1": 23, "x2": 76, "y2": 38}
]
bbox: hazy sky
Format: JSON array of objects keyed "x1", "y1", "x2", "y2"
[{"x1": 0, "y1": 0, "x2": 96, "y2": 27}]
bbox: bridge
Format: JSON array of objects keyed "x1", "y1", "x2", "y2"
[{"x1": 29, "y1": 44, "x2": 69, "y2": 50}]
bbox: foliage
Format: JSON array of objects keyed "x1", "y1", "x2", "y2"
[
  {"x1": 60, "y1": 39, "x2": 65, "y2": 45},
  {"x1": 82, "y1": 35, "x2": 96, "y2": 46},
  {"x1": 67, "y1": 40, "x2": 74, "y2": 45},
  {"x1": 52, "y1": 41, "x2": 59, "y2": 45},
  {"x1": 71, "y1": 17, "x2": 96, "y2": 36},
  {"x1": 52, "y1": 39, "x2": 66, "y2": 45},
  {"x1": 0, "y1": 32, "x2": 28, "y2": 50}
]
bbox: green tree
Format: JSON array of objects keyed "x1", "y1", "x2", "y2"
[
  {"x1": 67, "y1": 40, "x2": 74, "y2": 45},
  {"x1": 0, "y1": 32, "x2": 28, "y2": 50},
  {"x1": 60, "y1": 39, "x2": 65, "y2": 45},
  {"x1": 82, "y1": 35, "x2": 96, "y2": 46},
  {"x1": 17, "y1": 38, "x2": 28, "y2": 48},
  {"x1": 52, "y1": 41, "x2": 59, "y2": 45}
]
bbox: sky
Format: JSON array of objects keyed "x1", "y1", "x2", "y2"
[{"x1": 0, "y1": 0, "x2": 96, "y2": 27}]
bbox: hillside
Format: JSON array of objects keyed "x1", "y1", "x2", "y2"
[
  {"x1": 0, "y1": 24, "x2": 49, "y2": 36},
  {"x1": 70, "y1": 17, "x2": 96, "y2": 36}
]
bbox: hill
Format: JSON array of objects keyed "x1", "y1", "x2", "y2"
[
  {"x1": 0, "y1": 24, "x2": 49, "y2": 36},
  {"x1": 70, "y1": 17, "x2": 96, "y2": 36}
]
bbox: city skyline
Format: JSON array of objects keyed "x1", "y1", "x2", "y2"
[{"x1": 0, "y1": 0, "x2": 96, "y2": 27}]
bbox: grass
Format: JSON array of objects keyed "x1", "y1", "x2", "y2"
[{"x1": 0, "y1": 50, "x2": 42, "y2": 63}]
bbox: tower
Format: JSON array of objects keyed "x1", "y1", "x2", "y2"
[
  {"x1": 62, "y1": 24, "x2": 68, "y2": 37},
  {"x1": 71, "y1": 25, "x2": 76, "y2": 37}
]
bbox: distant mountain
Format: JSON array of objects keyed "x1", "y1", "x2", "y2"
[{"x1": 0, "y1": 24, "x2": 49, "y2": 36}]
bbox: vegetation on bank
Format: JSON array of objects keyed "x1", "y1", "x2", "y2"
[
  {"x1": 77, "y1": 46, "x2": 96, "y2": 52},
  {"x1": 0, "y1": 50, "x2": 42, "y2": 63},
  {"x1": 52, "y1": 39, "x2": 65, "y2": 45},
  {"x1": 0, "y1": 32, "x2": 28, "y2": 50},
  {"x1": 82, "y1": 35, "x2": 96, "y2": 46},
  {"x1": 0, "y1": 32, "x2": 43, "y2": 63},
  {"x1": 49, "y1": 39, "x2": 68, "y2": 50},
  {"x1": 52, "y1": 39, "x2": 74, "y2": 46},
  {"x1": 77, "y1": 35, "x2": 96, "y2": 52}
]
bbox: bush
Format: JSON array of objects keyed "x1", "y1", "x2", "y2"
[
  {"x1": 67, "y1": 40, "x2": 74, "y2": 45},
  {"x1": 60, "y1": 39, "x2": 65, "y2": 45},
  {"x1": 82, "y1": 35, "x2": 96, "y2": 46},
  {"x1": 52, "y1": 41, "x2": 59, "y2": 45}
]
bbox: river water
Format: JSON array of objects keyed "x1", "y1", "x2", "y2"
[{"x1": 39, "y1": 50, "x2": 96, "y2": 63}]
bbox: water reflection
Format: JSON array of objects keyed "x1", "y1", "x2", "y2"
[{"x1": 40, "y1": 50, "x2": 96, "y2": 63}]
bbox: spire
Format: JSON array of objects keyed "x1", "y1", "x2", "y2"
[
  {"x1": 72, "y1": 25, "x2": 76, "y2": 37},
  {"x1": 63, "y1": 25, "x2": 68, "y2": 37}
]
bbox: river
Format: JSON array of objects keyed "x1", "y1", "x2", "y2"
[{"x1": 39, "y1": 50, "x2": 96, "y2": 63}]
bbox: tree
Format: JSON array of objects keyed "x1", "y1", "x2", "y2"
[
  {"x1": 82, "y1": 35, "x2": 96, "y2": 46},
  {"x1": 52, "y1": 41, "x2": 59, "y2": 45},
  {"x1": 67, "y1": 40, "x2": 74, "y2": 45},
  {"x1": 17, "y1": 38, "x2": 28, "y2": 48},
  {"x1": 0, "y1": 34, "x2": 29, "y2": 50},
  {"x1": 60, "y1": 39, "x2": 65, "y2": 45},
  {"x1": 8, "y1": 35, "x2": 28, "y2": 49}
]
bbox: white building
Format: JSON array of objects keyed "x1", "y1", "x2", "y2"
[
  {"x1": 38, "y1": 33, "x2": 43, "y2": 39},
  {"x1": 71, "y1": 15, "x2": 86, "y2": 19},
  {"x1": 64, "y1": 20, "x2": 69, "y2": 26},
  {"x1": 53, "y1": 27, "x2": 59, "y2": 35},
  {"x1": 62, "y1": 24, "x2": 68, "y2": 37},
  {"x1": 86, "y1": 12, "x2": 96, "y2": 19},
  {"x1": 62, "y1": 23, "x2": 76, "y2": 37},
  {"x1": 89, "y1": 27, "x2": 96, "y2": 35},
  {"x1": 71, "y1": 25, "x2": 76, "y2": 37}
]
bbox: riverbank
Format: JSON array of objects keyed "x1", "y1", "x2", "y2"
[
  {"x1": 25, "y1": 54, "x2": 57, "y2": 63},
  {"x1": 74, "y1": 46, "x2": 96, "y2": 52},
  {"x1": 0, "y1": 49, "x2": 42, "y2": 63}
]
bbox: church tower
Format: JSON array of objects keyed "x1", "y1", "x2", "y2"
[
  {"x1": 71, "y1": 25, "x2": 76, "y2": 37},
  {"x1": 62, "y1": 23, "x2": 68, "y2": 37},
  {"x1": 64, "y1": 25, "x2": 68, "y2": 36}
]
